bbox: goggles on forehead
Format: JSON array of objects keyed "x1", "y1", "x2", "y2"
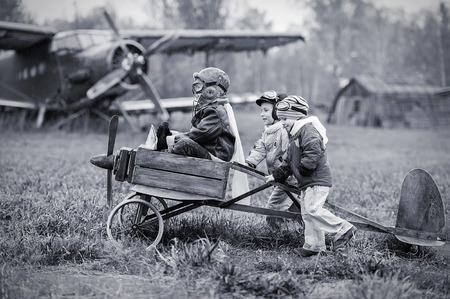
[
  {"x1": 275, "y1": 100, "x2": 308, "y2": 114},
  {"x1": 260, "y1": 90, "x2": 278, "y2": 100}
]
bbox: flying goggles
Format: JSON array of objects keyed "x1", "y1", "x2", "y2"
[
  {"x1": 192, "y1": 79, "x2": 227, "y2": 94},
  {"x1": 260, "y1": 90, "x2": 278, "y2": 100},
  {"x1": 275, "y1": 97, "x2": 308, "y2": 115}
]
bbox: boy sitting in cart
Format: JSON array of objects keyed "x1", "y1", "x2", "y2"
[
  {"x1": 158, "y1": 67, "x2": 235, "y2": 161},
  {"x1": 157, "y1": 67, "x2": 249, "y2": 200}
]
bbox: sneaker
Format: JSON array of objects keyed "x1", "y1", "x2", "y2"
[
  {"x1": 293, "y1": 247, "x2": 319, "y2": 257},
  {"x1": 333, "y1": 226, "x2": 357, "y2": 250}
]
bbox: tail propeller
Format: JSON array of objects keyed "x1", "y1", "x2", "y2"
[
  {"x1": 87, "y1": 9, "x2": 170, "y2": 121},
  {"x1": 90, "y1": 115, "x2": 119, "y2": 207}
]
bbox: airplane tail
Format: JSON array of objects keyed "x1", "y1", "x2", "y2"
[{"x1": 395, "y1": 169, "x2": 446, "y2": 246}]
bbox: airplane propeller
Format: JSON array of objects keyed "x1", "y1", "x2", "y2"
[
  {"x1": 87, "y1": 10, "x2": 170, "y2": 121},
  {"x1": 90, "y1": 115, "x2": 118, "y2": 207},
  {"x1": 106, "y1": 115, "x2": 118, "y2": 206}
]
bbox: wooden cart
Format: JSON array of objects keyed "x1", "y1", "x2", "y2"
[
  {"x1": 103, "y1": 146, "x2": 306, "y2": 250},
  {"x1": 91, "y1": 116, "x2": 447, "y2": 250}
]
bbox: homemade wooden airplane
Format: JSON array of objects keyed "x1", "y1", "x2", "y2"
[
  {"x1": 0, "y1": 10, "x2": 304, "y2": 129},
  {"x1": 90, "y1": 116, "x2": 447, "y2": 250}
]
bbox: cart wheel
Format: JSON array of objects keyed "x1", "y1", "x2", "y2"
[
  {"x1": 142, "y1": 195, "x2": 168, "y2": 210},
  {"x1": 107, "y1": 198, "x2": 164, "y2": 250}
]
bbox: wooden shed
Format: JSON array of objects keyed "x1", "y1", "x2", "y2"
[
  {"x1": 434, "y1": 87, "x2": 450, "y2": 126},
  {"x1": 327, "y1": 76, "x2": 447, "y2": 128}
]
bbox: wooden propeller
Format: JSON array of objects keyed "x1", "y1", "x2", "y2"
[{"x1": 106, "y1": 115, "x2": 118, "y2": 207}]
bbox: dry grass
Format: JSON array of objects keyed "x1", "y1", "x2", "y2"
[{"x1": 1, "y1": 109, "x2": 450, "y2": 298}]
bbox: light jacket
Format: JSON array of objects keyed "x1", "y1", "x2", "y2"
[{"x1": 246, "y1": 121, "x2": 290, "y2": 174}]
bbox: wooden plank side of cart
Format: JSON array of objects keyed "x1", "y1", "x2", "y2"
[{"x1": 131, "y1": 147, "x2": 230, "y2": 200}]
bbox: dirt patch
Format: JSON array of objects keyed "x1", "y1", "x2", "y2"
[
  {"x1": 4, "y1": 266, "x2": 191, "y2": 298},
  {"x1": 4, "y1": 264, "x2": 355, "y2": 298}
]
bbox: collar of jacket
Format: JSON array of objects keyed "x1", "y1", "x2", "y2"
[
  {"x1": 195, "y1": 97, "x2": 229, "y2": 110},
  {"x1": 264, "y1": 120, "x2": 283, "y2": 134},
  {"x1": 290, "y1": 116, "x2": 328, "y2": 145}
]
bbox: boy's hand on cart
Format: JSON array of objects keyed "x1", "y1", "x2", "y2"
[{"x1": 265, "y1": 174, "x2": 275, "y2": 183}]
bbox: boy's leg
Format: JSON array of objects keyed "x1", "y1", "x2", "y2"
[
  {"x1": 299, "y1": 190, "x2": 326, "y2": 252},
  {"x1": 302, "y1": 186, "x2": 355, "y2": 247},
  {"x1": 172, "y1": 138, "x2": 212, "y2": 160},
  {"x1": 266, "y1": 186, "x2": 292, "y2": 210},
  {"x1": 266, "y1": 187, "x2": 295, "y2": 229}
]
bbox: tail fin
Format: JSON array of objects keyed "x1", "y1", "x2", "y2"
[{"x1": 395, "y1": 169, "x2": 446, "y2": 246}]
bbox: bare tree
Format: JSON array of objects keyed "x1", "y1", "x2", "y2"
[
  {"x1": 0, "y1": 0, "x2": 33, "y2": 23},
  {"x1": 440, "y1": 3, "x2": 450, "y2": 86}
]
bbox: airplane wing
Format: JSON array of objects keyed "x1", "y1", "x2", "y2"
[
  {"x1": 0, "y1": 21, "x2": 55, "y2": 50},
  {"x1": 121, "y1": 29, "x2": 304, "y2": 54},
  {"x1": 117, "y1": 92, "x2": 259, "y2": 113},
  {"x1": 0, "y1": 19, "x2": 304, "y2": 53}
]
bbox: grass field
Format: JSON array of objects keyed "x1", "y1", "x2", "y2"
[{"x1": 1, "y1": 108, "x2": 450, "y2": 298}]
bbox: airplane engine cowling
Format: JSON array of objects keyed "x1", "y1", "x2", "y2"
[{"x1": 108, "y1": 40, "x2": 148, "y2": 90}]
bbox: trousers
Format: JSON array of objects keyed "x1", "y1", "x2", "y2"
[
  {"x1": 171, "y1": 138, "x2": 212, "y2": 160},
  {"x1": 299, "y1": 186, "x2": 353, "y2": 252}
]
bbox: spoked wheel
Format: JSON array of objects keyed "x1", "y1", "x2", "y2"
[
  {"x1": 119, "y1": 193, "x2": 168, "y2": 224},
  {"x1": 141, "y1": 195, "x2": 168, "y2": 211},
  {"x1": 107, "y1": 197, "x2": 164, "y2": 250}
]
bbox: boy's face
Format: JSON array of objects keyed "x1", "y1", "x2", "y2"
[
  {"x1": 279, "y1": 118, "x2": 296, "y2": 131},
  {"x1": 260, "y1": 102, "x2": 275, "y2": 126}
]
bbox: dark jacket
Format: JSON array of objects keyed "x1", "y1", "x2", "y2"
[
  {"x1": 185, "y1": 101, "x2": 235, "y2": 161},
  {"x1": 272, "y1": 119, "x2": 332, "y2": 190}
]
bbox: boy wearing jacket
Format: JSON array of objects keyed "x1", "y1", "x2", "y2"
[
  {"x1": 246, "y1": 90, "x2": 298, "y2": 228},
  {"x1": 157, "y1": 67, "x2": 250, "y2": 201},
  {"x1": 266, "y1": 95, "x2": 357, "y2": 257},
  {"x1": 166, "y1": 67, "x2": 236, "y2": 161}
]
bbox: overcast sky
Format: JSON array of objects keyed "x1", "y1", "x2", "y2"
[{"x1": 22, "y1": 0, "x2": 449, "y2": 31}]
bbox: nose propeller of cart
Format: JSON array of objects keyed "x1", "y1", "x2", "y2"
[
  {"x1": 90, "y1": 154, "x2": 114, "y2": 170},
  {"x1": 90, "y1": 115, "x2": 118, "y2": 207}
]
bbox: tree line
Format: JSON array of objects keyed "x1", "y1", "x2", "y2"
[{"x1": 3, "y1": 0, "x2": 449, "y2": 110}]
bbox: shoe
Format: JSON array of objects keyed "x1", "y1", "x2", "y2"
[
  {"x1": 333, "y1": 226, "x2": 357, "y2": 250},
  {"x1": 293, "y1": 248, "x2": 319, "y2": 257}
]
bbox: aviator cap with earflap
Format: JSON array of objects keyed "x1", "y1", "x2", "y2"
[
  {"x1": 256, "y1": 90, "x2": 279, "y2": 106},
  {"x1": 256, "y1": 90, "x2": 281, "y2": 120},
  {"x1": 276, "y1": 95, "x2": 309, "y2": 120},
  {"x1": 192, "y1": 67, "x2": 230, "y2": 96}
]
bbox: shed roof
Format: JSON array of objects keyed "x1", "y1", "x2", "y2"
[
  {"x1": 348, "y1": 75, "x2": 441, "y2": 95},
  {"x1": 436, "y1": 86, "x2": 450, "y2": 96},
  {"x1": 327, "y1": 75, "x2": 442, "y2": 122}
]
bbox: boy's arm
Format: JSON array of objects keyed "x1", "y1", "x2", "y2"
[
  {"x1": 245, "y1": 134, "x2": 266, "y2": 167},
  {"x1": 299, "y1": 123, "x2": 325, "y2": 175},
  {"x1": 271, "y1": 146, "x2": 293, "y2": 183}
]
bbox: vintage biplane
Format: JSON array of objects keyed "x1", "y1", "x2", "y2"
[
  {"x1": 90, "y1": 116, "x2": 447, "y2": 250},
  {"x1": 0, "y1": 10, "x2": 304, "y2": 129}
]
